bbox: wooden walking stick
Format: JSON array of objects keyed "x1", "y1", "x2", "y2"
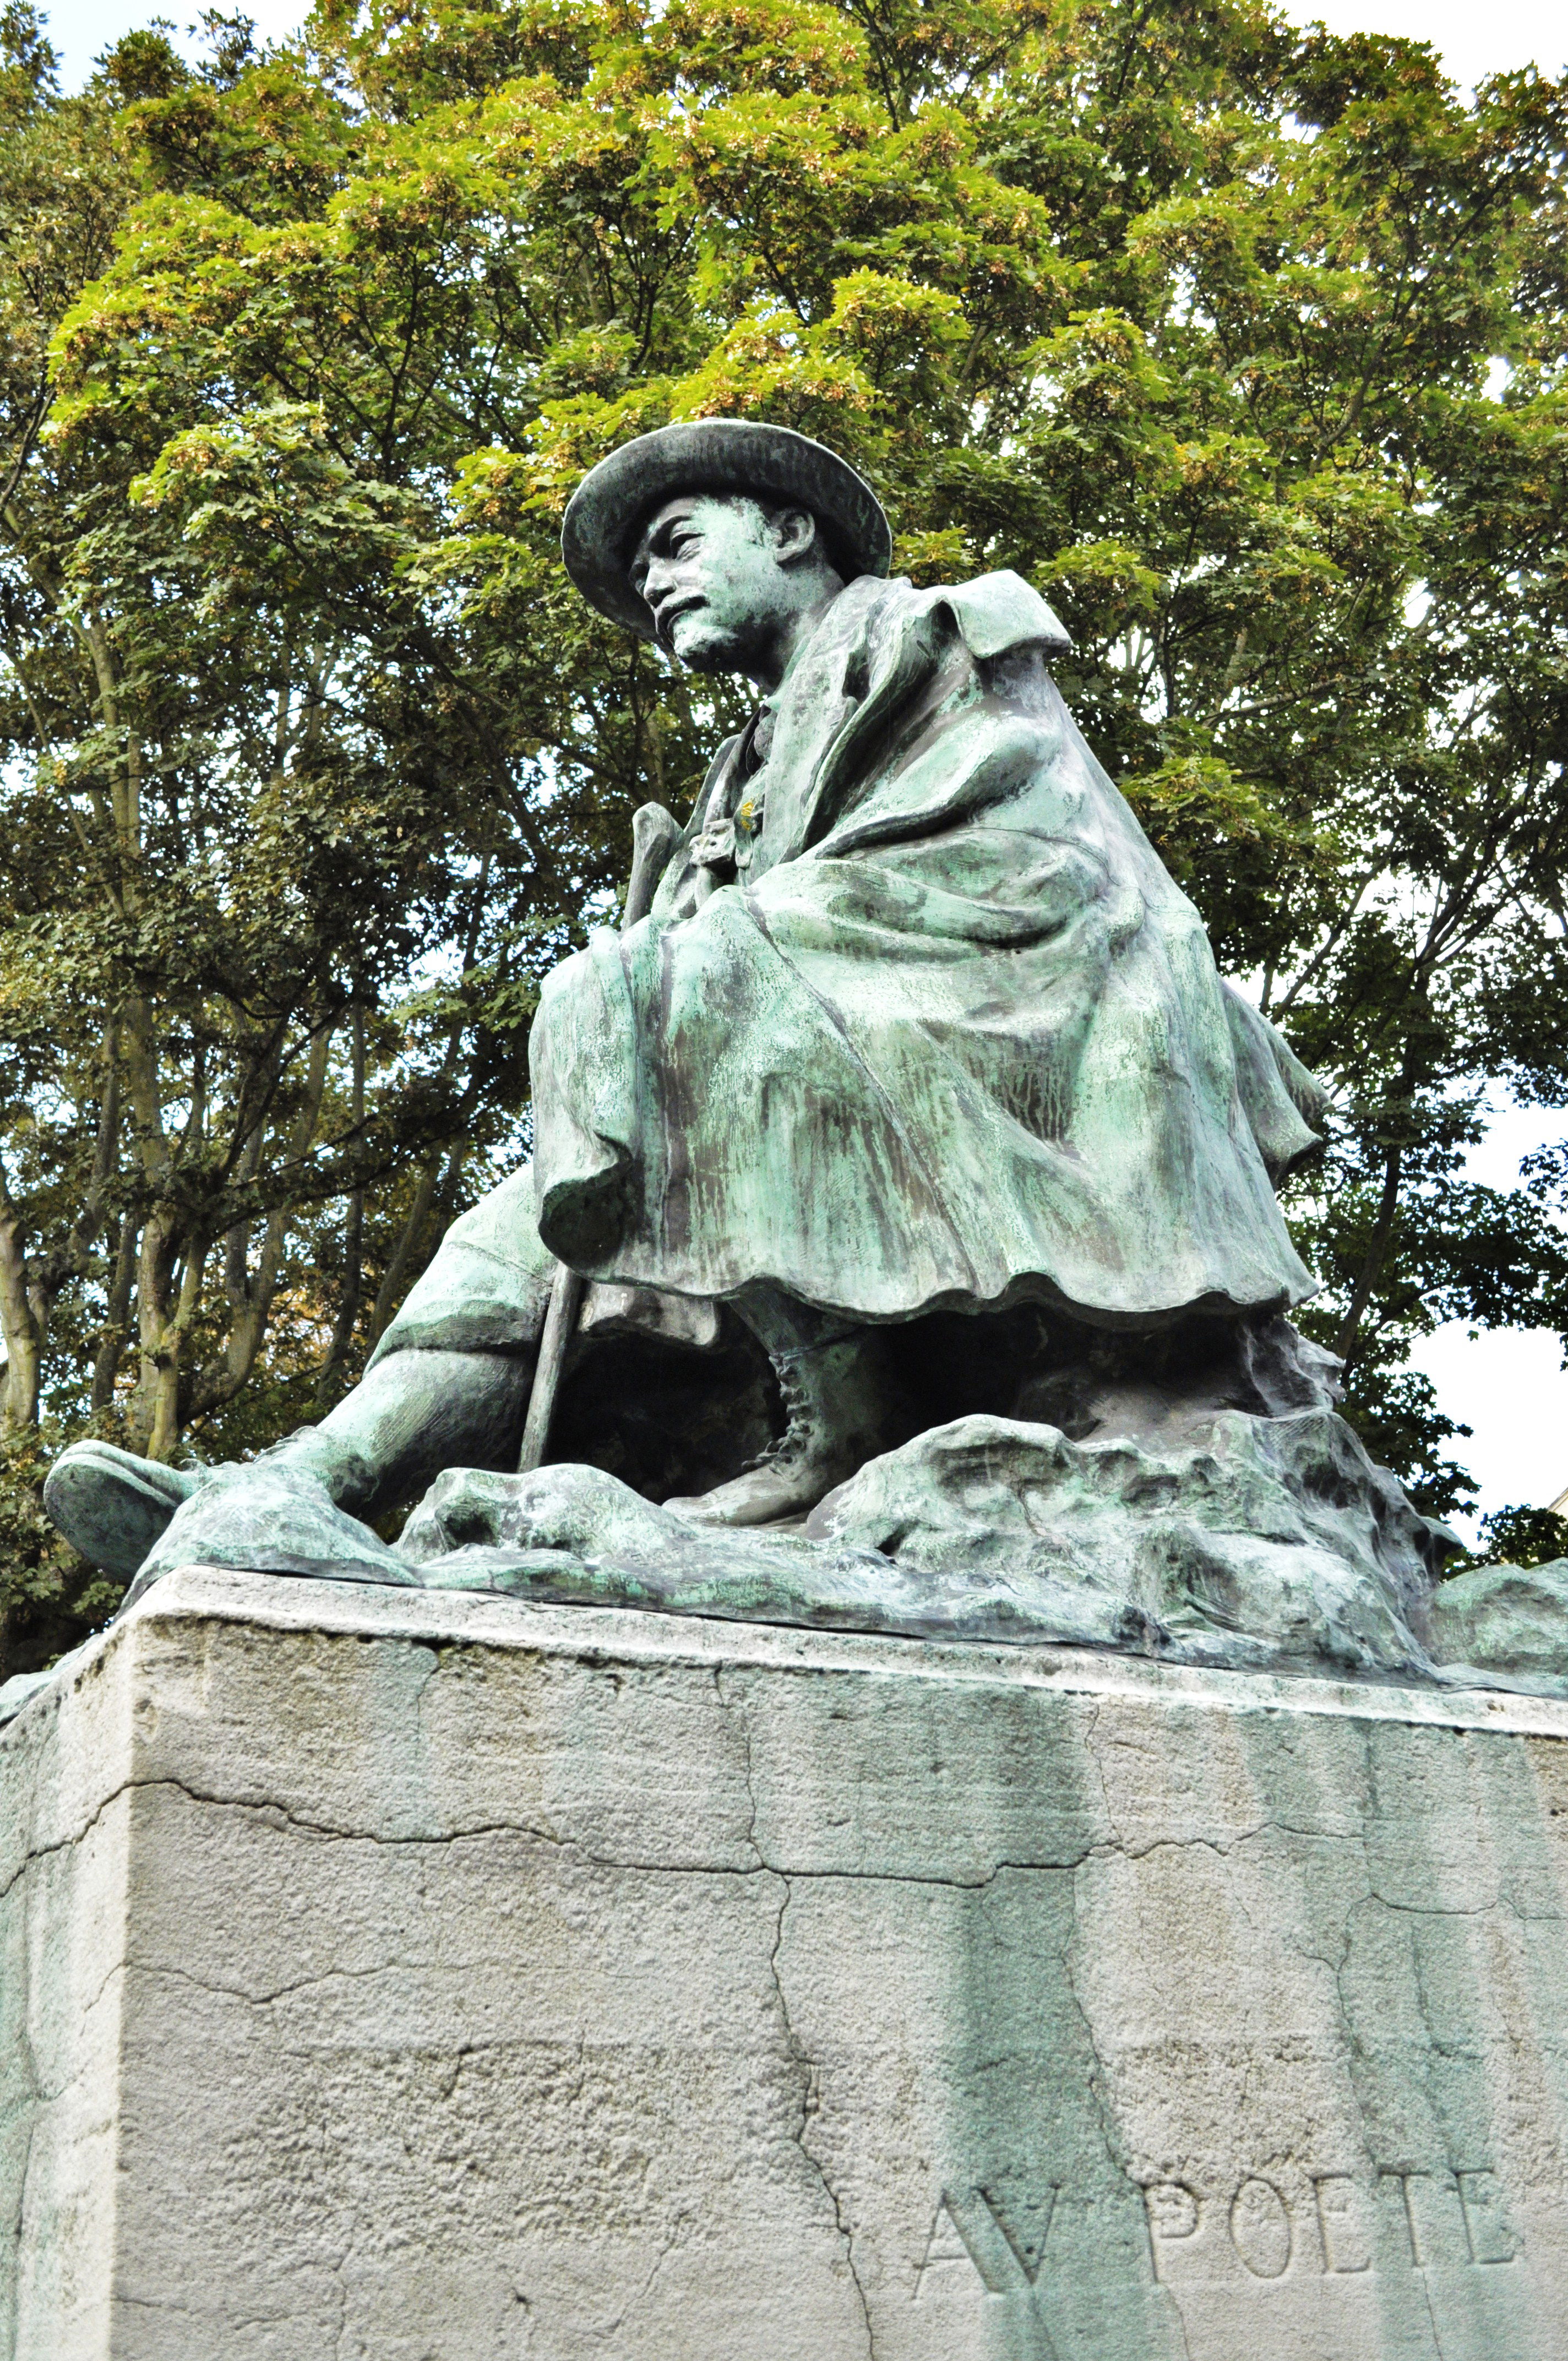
[
  {"x1": 516, "y1": 1259, "x2": 585, "y2": 1472},
  {"x1": 518, "y1": 801, "x2": 684, "y2": 1473}
]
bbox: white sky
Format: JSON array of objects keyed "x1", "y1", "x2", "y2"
[
  {"x1": 41, "y1": 0, "x2": 1567, "y2": 92},
  {"x1": 1277, "y1": 0, "x2": 1563, "y2": 91},
  {"x1": 47, "y1": 0, "x2": 303, "y2": 84},
  {"x1": 35, "y1": 0, "x2": 1568, "y2": 1535},
  {"x1": 1406, "y1": 1105, "x2": 1568, "y2": 1542}
]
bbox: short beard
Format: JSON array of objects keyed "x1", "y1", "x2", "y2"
[{"x1": 665, "y1": 611, "x2": 765, "y2": 674}]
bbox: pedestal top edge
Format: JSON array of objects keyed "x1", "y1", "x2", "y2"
[{"x1": 56, "y1": 1561, "x2": 1562, "y2": 1740}]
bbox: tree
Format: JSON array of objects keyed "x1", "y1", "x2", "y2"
[
  {"x1": 1, "y1": 0, "x2": 1564, "y2": 1669},
  {"x1": 0, "y1": 1, "x2": 586, "y2": 1668},
  {"x1": 1476, "y1": 1504, "x2": 1568, "y2": 1569}
]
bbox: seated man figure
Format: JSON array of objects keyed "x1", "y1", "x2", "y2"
[{"x1": 46, "y1": 420, "x2": 1331, "y2": 1586}]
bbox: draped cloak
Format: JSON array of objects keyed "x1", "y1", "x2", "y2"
[{"x1": 519, "y1": 568, "x2": 1325, "y2": 1334}]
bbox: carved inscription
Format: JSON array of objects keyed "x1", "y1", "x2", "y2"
[
  {"x1": 1143, "y1": 2166, "x2": 1522, "y2": 2283},
  {"x1": 1144, "y1": 2184, "x2": 1199, "y2": 2283},
  {"x1": 1456, "y1": 2170, "x2": 1521, "y2": 2265},
  {"x1": 912, "y1": 2186, "x2": 1060, "y2": 2300},
  {"x1": 917, "y1": 2163, "x2": 1524, "y2": 2308},
  {"x1": 1375, "y1": 2167, "x2": 1522, "y2": 2268},
  {"x1": 1143, "y1": 2179, "x2": 1199, "y2": 2260},
  {"x1": 985, "y1": 2184, "x2": 1058, "y2": 2286},
  {"x1": 1377, "y1": 2169, "x2": 1428, "y2": 2266},
  {"x1": 1228, "y1": 2179, "x2": 1292, "y2": 2280},
  {"x1": 1311, "y1": 2174, "x2": 1372, "y2": 2274}
]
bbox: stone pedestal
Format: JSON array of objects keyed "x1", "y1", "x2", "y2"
[{"x1": 5, "y1": 1568, "x2": 1568, "y2": 2360}]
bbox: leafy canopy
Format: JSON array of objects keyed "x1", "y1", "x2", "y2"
[{"x1": 0, "y1": 0, "x2": 1565, "y2": 1668}]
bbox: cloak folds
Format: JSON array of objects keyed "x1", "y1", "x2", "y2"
[{"x1": 527, "y1": 569, "x2": 1325, "y2": 1331}]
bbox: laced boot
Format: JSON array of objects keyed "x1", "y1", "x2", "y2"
[{"x1": 666, "y1": 1298, "x2": 904, "y2": 1526}]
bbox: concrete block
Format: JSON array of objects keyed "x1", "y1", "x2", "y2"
[{"x1": 5, "y1": 1566, "x2": 1568, "y2": 2359}]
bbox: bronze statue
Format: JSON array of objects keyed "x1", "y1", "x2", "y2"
[{"x1": 46, "y1": 422, "x2": 1348, "y2": 1613}]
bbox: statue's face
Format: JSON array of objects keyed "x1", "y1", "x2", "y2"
[{"x1": 629, "y1": 492, "x2": 807, "y2": 673}]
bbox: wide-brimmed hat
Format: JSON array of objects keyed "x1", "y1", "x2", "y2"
[{"x1": 561, "y1": 420, "x2": 892, "y2": 639}]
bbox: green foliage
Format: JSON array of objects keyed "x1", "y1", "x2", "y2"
[
  {"x1": 0, "y1": 0, "x2": 1565, "y2": 1664},
  {"x1": 1473, "y1": 1503, "x2": 1568, "y2": 1570},
  {"x1": 0, "y1": 1426, "x2": 122, "y2": 1680}
]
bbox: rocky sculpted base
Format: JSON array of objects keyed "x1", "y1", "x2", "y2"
[
  {"x1": 400, "y1": 1406, "x2": 1456, "y2": 1680},
  {"x1": 41, "y1": 1403, "x2": 1559, "y2": 1703},
  {"x1": 6, "y1": 1566, "x2": 1568, "y2": 2360}
]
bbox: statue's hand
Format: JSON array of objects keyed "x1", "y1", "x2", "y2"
[{"x1": 124, "y1": 1460, "x2": 417, "y2": 1607}]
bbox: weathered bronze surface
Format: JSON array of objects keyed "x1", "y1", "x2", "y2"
[{"x1": 40, "y1": 421, "x2": 1541, "y2": 1691}]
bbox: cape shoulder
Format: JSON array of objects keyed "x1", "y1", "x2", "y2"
[
  {"x1": 794, "y1": 571, "x2": 1071, "y2": 848},
  {"x1": 921, "y1": 569, "x2": 1074, "y2": 662}
]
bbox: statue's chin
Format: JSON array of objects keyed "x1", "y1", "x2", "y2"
[{"x1": 668, "y1": 617, "x2": 754, "y2": 674}]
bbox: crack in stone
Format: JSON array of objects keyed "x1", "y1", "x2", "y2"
[
  {"x1": 405, "y1": 1644, "x2": 441, "y2": 1792},
  {"x1": 2, "y1": 1919, "x2": 44, "y2": 2361},
  {"x1": 1, "y1": 1770, "x2": 1107, "y2": 1903},
  {"x1": 1058, "y1": 1895, "x2": 1127, "y2": 2182},
  {"x1": 715, "y1": 1664, "x2": 765, "y2": 1871},
  {"x1": 764, "y1": 1874, "x2": 876, "y2": 2361},
  {"x1": 137, "y1": 1955, "x2": 419, "y2": 2010},
  {"x1": 0, "y1": 1768, "x2": 153, "y2": 1906},
  {"x1": 22, "y1": 1761, "x2": 1551, "y2": 1938},
  {"x1": 597, "y1": 2210, "x2": 686, "y2": 2341},
  {"x1": 1057, "y1": 1837, "x2": 1213, "y2": 2361},
  {"x1": 1417, "y1": 2262, "x2": 1447, "y2": 2360},
  {"x1": 1082, "y1": 1700, "x2": 1116, "y2": 1844},
  {"x1": 3, "y1": 1812, "x2": 141, "y2": 2361}
]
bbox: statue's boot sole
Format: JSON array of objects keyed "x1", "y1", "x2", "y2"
[{"x1": 43, "y1": 1444, "x2": 201, "y2": 1582}]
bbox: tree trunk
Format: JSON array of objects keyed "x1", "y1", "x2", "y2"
[
  {"x1": 130, "y1": 1210, "x2": 184, "y2": 1459},
  {"x1": 0, "y1": 1218, "x2": 41, "y2": 1429},
  {"x1": 315, "y1": 1008, "x2": 366, "y2": 1410},
  {"x1": 366, "y1": 1150, "x2": 444, "y2": 1350},
  {"x1": 1334, "y1": 1144, "x2": 1404, "y2": 1372},
  {"x1": 187, "y1": 1022, "x2": 336, "y2": 1425},
  {"x1": 92, "y1": 1216, "x2": 138, "y2": 1412},
  {"x1": 0, "y1": 1171, "x2": 42, "y2": 1429},
  {"x1": 364, "y1": 857, "x2": 490, "y2": 1352}
]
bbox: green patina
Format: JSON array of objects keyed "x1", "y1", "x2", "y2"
[{"x1": 30, "y1": 422, "x2": 1556, "y2": 1694}]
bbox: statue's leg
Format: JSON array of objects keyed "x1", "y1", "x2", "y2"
[
  {"x1": 45, "y1": 1348, "x2": 531, "y2": 1582},
  {"x1": 665, "y1": 1287, "x2": 907, "y2": 1526},
  {"x1": 45, "y1": 1160, "x2": 555, "y2": 1584},
  {"x1": 259, "y1": 1346, "x2": 531, "y2": 1522}
]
